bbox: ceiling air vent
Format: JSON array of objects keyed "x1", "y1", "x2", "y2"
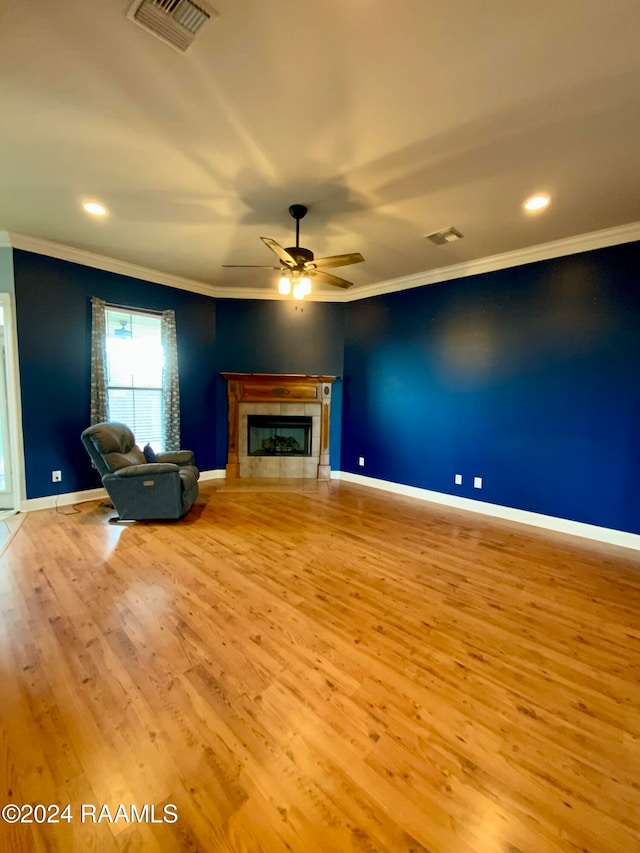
[
  {"x1": 425, "y1": 226, "x2": 464, "y2": 245},
  {"x1": 126, "y1": 0, "x2": 218, "y2": 53}
]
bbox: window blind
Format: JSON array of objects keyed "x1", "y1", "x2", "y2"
[{"x1": 105, "y1": 308, "x2": 165, "y2": 449}]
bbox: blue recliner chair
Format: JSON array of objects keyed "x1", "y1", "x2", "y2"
[{"x1": 81, "y1": 422, "x2": 199, "y2": 522}]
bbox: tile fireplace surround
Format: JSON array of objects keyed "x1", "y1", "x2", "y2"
[{"x1": 221, "y1": 373, "x2": 337, "y2": 480}]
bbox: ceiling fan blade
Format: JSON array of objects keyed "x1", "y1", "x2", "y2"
[
  {"x1": 313, "y1": 270, "x2": 354, "y2": 289},
  {"x1": 222, "y1": 264, "x2": 282, "y2": 269},
  {"x1": 307, "y1": 252, "x2": 364, "y2": 270},
  {"x1": 260, "y1": 237, "x2": 297, "y2": 267}
]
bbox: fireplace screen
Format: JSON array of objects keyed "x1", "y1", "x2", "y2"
[{"x1": 247, "y1": 414, "x2": 312, "y2": 456}]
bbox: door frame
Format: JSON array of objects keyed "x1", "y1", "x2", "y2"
[{"x1": 0, "y1": 293, "x2": 25, "y2": 511}]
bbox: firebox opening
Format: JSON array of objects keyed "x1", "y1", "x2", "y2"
[{"x1": 247, "y1": 414, "x2": 312, "y2": 456}]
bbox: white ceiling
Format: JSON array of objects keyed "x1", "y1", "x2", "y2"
[{"x1": 1, "y1": 0, "x2": 639, "y2": 296}]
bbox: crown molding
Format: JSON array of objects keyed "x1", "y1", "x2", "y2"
[
  {"x1": 7, "y1": 231, "x2": 348, "y2": 302},
  {"x1": 213, "y1": 286, "x2": 347, "y2": 302},
  {"x1": 342, "y1": 221, "x2": 640, "y2": 302},
  {"x1": 6, "y1": 221, "x2": 640, "y2": 303},
  {"x1": 8, "y1": 232, "x2": 218, "y2": 298}
]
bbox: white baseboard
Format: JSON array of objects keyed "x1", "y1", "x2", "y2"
[
  {"x1": 21, "y1": 470, "x2": 639, "y2": 552},
  {"x1": 22, "y1": 487, "x2": 108, "y2": 512},
  {"x1": 198, "y1": 469, "x2": 226, "y2": 481},
  {"x1": 20, "y1": 470, "x2": 226, "y2": 512},
  {"x1": 334, "y1": 471, "x2": 640, "y2": 552}
]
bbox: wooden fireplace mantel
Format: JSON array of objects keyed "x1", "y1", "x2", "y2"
[{"x1": 221, "y1": 373, "x2": 338, "y2": 479}]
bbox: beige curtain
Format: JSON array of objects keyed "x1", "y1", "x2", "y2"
[
  {"x1": 90, "y1": 296, "x2": 108, "y2": 424},
  {"x1": 161, "y1": 309, "x2": 181, "y2": 450}
]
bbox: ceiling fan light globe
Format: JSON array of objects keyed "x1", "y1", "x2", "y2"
[
  {"x1": 299, "y1": 276, "x2": 312, "y2": 296},
  {"x1": 292, "y1": 281, "x2": 306, "y2": 300},
  {"x1": 278, "y1": 276, "x2": 291, "y2": 295}
]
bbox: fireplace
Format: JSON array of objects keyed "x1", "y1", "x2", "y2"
[
  {"x1": 248, "y1": 414, "x2": 312, "y2": 456},
  {"x1": 221, "y1": 373, "x2": 337, "y2": 479}
]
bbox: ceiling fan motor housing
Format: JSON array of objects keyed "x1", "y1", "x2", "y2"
[{"x1": 285, "y1": 246, "x2": 314, "y2": 265}]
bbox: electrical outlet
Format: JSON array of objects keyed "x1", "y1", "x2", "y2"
[
  {"x1": 358, "y1": 456, "x2": 365, "y2": 467},
  {"x1": 454, "y1": 474, "x2": 462, "y2": 485},
  {"x1": 473, "y1": 476, "x2": 482, "y2": 489},
  {"x1": 52, "y1": 470, "x2": 62, "y2": 483}
]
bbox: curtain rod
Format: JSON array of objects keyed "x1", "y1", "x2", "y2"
[{"x1": 105, "y1": 301, "x2": 166, "y2": 317}]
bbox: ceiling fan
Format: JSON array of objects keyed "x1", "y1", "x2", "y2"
[{"x1": 222, "y1": 204, "x2": 364, "y2": 297}]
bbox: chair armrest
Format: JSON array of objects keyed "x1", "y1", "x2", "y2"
[
  {"x1": 156, "y1": 450, "x2": 194, "y2": 467},
  {"x1": 104, "y1": 463, "x2": 179, "y2": 480}
]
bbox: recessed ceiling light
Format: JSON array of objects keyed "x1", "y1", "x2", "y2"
[
  {"x1": 83, "y1": 201, "x2": 108, "y2": 216},
  {"x1": 523, "y1": 194, "x2": 550, "y2": 212}
]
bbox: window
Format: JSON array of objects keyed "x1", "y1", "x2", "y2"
[
  {"x1": 91, "y1": 297, "x2": 181, "y2": 451},
  {"x1": 105, "y1": 308, "x2": 165, "y2": 449}
]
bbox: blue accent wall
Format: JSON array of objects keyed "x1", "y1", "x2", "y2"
[
  {"x1": 13, "y1": 250, "x2": 217, "y2": 499},
  {"x1": 342, "y1": 242, "x2": 640, "y2": 535},
  {"x1": 214, "y1": 298, "x2": 345, "y2": 469},
  {"x1": 13, "y1": 239, "x2": 640, "y2": 534}
]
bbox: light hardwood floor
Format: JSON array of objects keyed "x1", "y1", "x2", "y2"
[{"x1": 1, "y1": 481, "x2": 639, "y2": 852}]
